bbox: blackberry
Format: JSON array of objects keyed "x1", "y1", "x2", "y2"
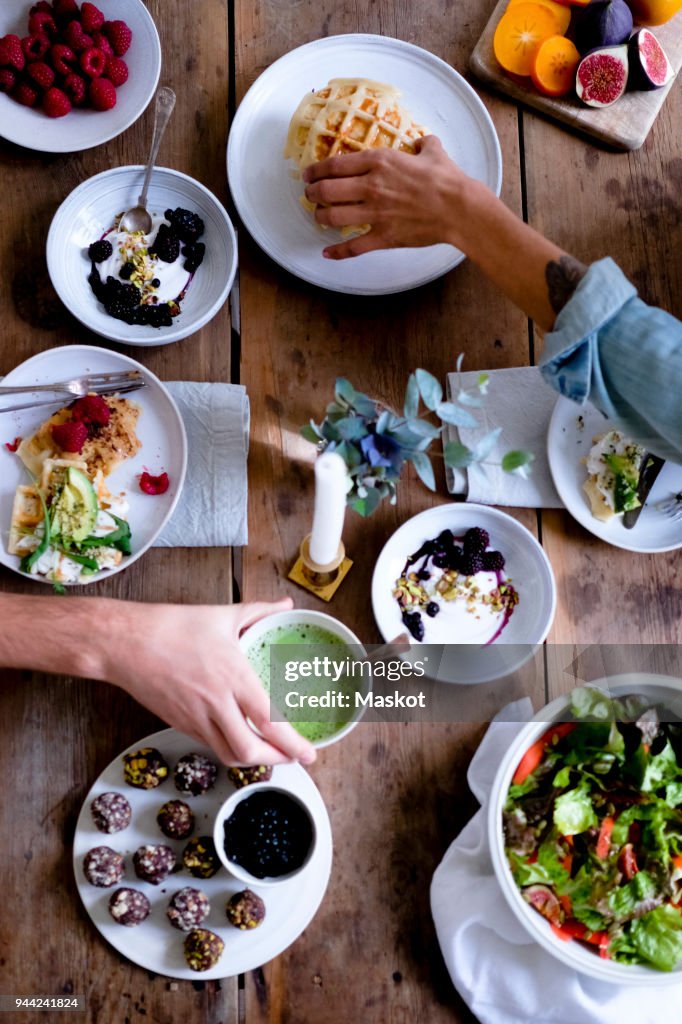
[
  {"x1": 88, "y1": 239, "x2": 113, "y2": 263},
  {"x1": 88, "y1": 268, "x2": 107, "y2": 302},
  {"x1": 437, "y1": 529, "x2": 454, "y2": 546},
  {"x1": 432, "y1": 553, "x2": 449, "y2": 569},
  {"x1": 482, "y1": 551, "x2": 505, "y2": 573},
  {"x1": 165, "y1": 207, "x2": 205, "y2": 243},
  {"x1": 401, "y1": 609, "x2": 425, "y2": 642},
  {"x1": 461, "y1": 554, "x2": 483, "y2": 577},
  {"x1": 183, "y1": 242, "x2": 206, "y2": 274},
  {"x1": 151, "y1": 223, "x2": 181, "y2": 263},
  {"x1": 103, "y1": 276, "x2": 140, "y2": 309},
  {"x1": 105, "y1": 301, "x2": 137, "y2": 324},
  {"x1": 463, "y1": 527, "x2": 490, "y2": 554},
  {"x1": 417, "y1": 569, "x2": 431, "y2": 581},
  {"x1": 425, "y1": 602, "x2": 440, "y2": 618},
  {"x1": 146, "y1": 303, "x2": 173, "y2": 328},
  {"x1": 119, "y1": 261, "x2": 135, "y2": 280}
]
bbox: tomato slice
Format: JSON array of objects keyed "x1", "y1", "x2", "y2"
[
  {"x1": 618, "y1": 843, "x2": 639, "y2": 879},
  {"x1": 512, "y1": 723, "x2": 577, "y2": 785}
]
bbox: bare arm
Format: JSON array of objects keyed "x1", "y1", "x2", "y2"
[
  {"x1": 303, "y1": 136, "x2": 587, "y2": 331},
  {"x1": 0, "y1": 592, "x2": 316, "y2": 767}
]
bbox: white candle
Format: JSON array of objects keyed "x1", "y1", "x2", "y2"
[{"x1": 309, "y1": 452, "x2": 348, "y2": 566}]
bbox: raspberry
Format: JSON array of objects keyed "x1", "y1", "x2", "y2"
[
  {"x1": 53, "y1": 0, "x2": 79, "y2": 16},
  {"x1": 28, "y1": 12, "x2": 57, "y2": 38},
  {"x1": 81, "y1": 3, "x2": 105, "y2": 33},
  {"x1": 27, "y1": 60, "x2": 55, "y2": 90},
  {"x1": 0, "y1": 69, "x2": 15, "y2": 93},
  {"x1": 165, "y1": 207, "x2": 205, "y2": 243},
  {"x1": 5, "y1": 436, "x2": 22, "y2": 453},
  {"x1": 139, "y1": 471, "x2": 170, "y2": 496},
  {"x1": 22, "y1": 33, "x2": 51, "y2": 62},
  {"x1": 13, "y1": 81, "x2": 39, "y2": 107},
  {"x1": 89, "y1": 75, "x2": 116, "y2": 110},
  {"x1": 71, "y1": 395, "x2": 111, "y2": 427},
  {"x1": 104, "y1": 55, "x2": 128, "y2": 87},
  {"x1": 92, "y1": 31, "x2": 113, "y2": 58},
  {"x1": 0, "y1": 35, "x2": 26, "y2": 72},
  {"x1": 482, "y1": 551, "x2": 505, "y2": 573},
  {"x1": 63, "y1": 71, "x2": 86, "y2": 106},
  {"x1": 151, "y1": 223, "x2": 180, "y2": 263},
  {"x1": 104, "y1": 20, "x2": 132, "y2": 57},
  {"x1": 64, "y1": 21, "x2": 93, "y2": 53},
  {"x1": 183, "y1": 242, "x2": 205, "y2": 274},
  {"x1": 463, "y1": 527, "x2": 490, "y2": 554},
  {"x1": 49, "y1": 42, "x2": 76, "y2": 75},
  {"x1": 88, "y1": 239, "x2": 112, "y2": 262},
  {"x1": 80, "y1": 46, "x2": 105, "y2": 78},
  {"x1": 30, "y1": 2, "x2": 54, "y2": 14},
  {"x1": 43, "y1": 85, "x2": 71, "y2": 117},
  {"x1": 51, "y1": 420, "x2": 88, "y2": 453}
]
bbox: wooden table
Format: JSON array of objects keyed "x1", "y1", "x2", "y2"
[{"x1": 1, "y1": 0, "x2": 680, "y2": 1021}]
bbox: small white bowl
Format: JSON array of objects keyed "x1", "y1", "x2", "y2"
[
  {"x1": 47, "y1": 165, "x2": 237, "y2": 346},
  {"x1": 371, "y1": 503, "x2": 556, "y2": 684},
  {"x1": 214, "y1": 784, "x2": 317, "y2": 887},
  {"x1": 488, "y1": 674, "x2": 682, "y2": 985},
  {"x1": 239, "y1": 609, "x2": 370, "y2": 749},
  {"x1": 0, "y1": 0, "x2": 160, "y2": 153}
]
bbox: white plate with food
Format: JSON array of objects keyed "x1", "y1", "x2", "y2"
[
  {"x1": 371, "y1": 503, "x2": 556, "y2": 684},
  {"x1": 0, "y1": 344, "x2": 186, "y2": 586},
  {"x1": 227, "y1": 33, "x2": 502, "y2": 295},
  {"x1": 73, "y1": 727, "x2": 333, "y2": 980},
  {"x1": 547, "y1": 397, "x2": 682, "y2": 553},
  {"x1": 0, "y1": 0, "x2": 160, "y2": 153}
]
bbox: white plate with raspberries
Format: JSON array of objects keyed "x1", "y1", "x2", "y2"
[
  {"x1": 0, "y1": 344, "x2": 187, "y2": 586},
  {"x1": 0, "y1": 0, "x2": 160, "y2": 152}
]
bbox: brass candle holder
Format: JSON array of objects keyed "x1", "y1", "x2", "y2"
[{"x1": 288, "y1": 533, "x2": 353, "y2": 601}]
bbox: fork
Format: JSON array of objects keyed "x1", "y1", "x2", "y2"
[
  {"x1": 656, "y1": 492, "x2": 682, "y2": 521},
  {"x1": 0, "y1": 379, "x2": 146, "y2": 414},
  {"x1": 0, "y1": 370, "x2": 142, "y2": 397}
]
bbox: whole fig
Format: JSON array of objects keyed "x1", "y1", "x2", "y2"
[{"x1": 574, "y1": 0, "x2": 633, "y2": 54}]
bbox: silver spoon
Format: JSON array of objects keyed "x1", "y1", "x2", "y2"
[{"x1": 119, "y1": 86, "x2": 176, "y2": 234}]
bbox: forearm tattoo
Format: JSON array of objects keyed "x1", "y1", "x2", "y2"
[{"x1": 545, "y1": 255, "x2": 588, "y2": 315}]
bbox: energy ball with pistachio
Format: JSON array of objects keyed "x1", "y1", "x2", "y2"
[
  {"x1": 182, "y1": 836, "x2": 221, "y2": 878},
  {"x1": 226, "y1": 889, "x2": 266, "y2": 930},
  {"x1": 108, "y1": 887, "x2": 151, "y2": 927},
  {"x1": 184, "y1": 928, "x2": 225, "y2": 972},
  {"x1": 133, "y1": 844, "x2": 176, "y2": 885},
  {"x1": 91, "y1": 792, "x2": 132, "y2": 834},
  {"x1": 83, "y1": 846, "x2": 125, "y2": 888},
  {"x1": 123, "y1": 747, "x2": 169, "y2": 790},
  {"x1": 227, "y1": 765, "x2": 273, "y2": 789},
  {"x1": 167, "y1": 887, "x2": 210, "y2": 931},
  {"x1": 174, "y1": 752, "x2": 218, "y2": 796},
  {"x1": 157, "y1": 799, "x2": 195, "y2": 840}
]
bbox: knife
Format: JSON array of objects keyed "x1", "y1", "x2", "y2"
[{"x1": 623, "y1": 453, "x2": 666, "y2": 529}]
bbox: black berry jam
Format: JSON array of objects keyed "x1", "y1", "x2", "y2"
[{"x1": 222, "y1": 790, "x2": 314, "y2": 879}]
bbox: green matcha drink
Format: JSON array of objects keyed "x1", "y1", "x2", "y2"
[{"x1": 246, "y1": 622, "x2": 360, "y2": 743}]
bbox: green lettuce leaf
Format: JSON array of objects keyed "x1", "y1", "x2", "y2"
[
  {"x1": 630, "y1": 905, "x2": 682, "y2": 971},
  {"x1": 608, "y1": 871, "x2": 657, "y2": 921},
  {"x1": 553, "y1": 787, "x2": 597, "y2": 835}
]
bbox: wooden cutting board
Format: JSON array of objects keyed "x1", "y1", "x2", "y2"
[{"x1": 470, "y1": 1, "x2": 682, "y2": 149}]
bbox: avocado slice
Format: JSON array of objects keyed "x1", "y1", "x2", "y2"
[
  {"x1": 52, "y1": 467, "x2": 98, "y2": 543},
  {"x1": 603, "y1": 453, "x2": 641, "y2": 514}
]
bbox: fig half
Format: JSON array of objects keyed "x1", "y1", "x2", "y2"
[
  {"x1": 628, "y1": 28, "x2": 674, "y2": 90},
  {"x1": 576, "y1": 45, "x2": 629, "y2": 107}
]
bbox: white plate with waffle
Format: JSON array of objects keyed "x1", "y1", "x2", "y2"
[{"x1": 227, "y1": 34, "x2": 502, "y2": 295}]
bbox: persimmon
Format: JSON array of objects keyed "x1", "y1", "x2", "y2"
[
  {"x1": 531, "y1": 34, "x2": 581, "y2": 96},
  {"x1": 507, "y1": 0, "x2": 572, "y2": 34},
  {"x1": 493, "y1": 3, "x2": 562, "y2": 76},
  {"x1": 626, "y1": 0, "x2": 682, "y2": 23}
]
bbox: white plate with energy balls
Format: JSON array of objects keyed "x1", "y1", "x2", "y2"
[
  {"x1": 227, "y1": 33, "x2": 502, "y2": 295},
  {"x1": 73, "y1": 728, "x2": 333, "y2": 980}
]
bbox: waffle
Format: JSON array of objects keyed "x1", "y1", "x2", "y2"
[{"x1": 285, "y1": 78, "x2": 428, "y2": 234}]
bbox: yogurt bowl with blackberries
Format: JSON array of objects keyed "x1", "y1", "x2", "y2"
[
  {"x1": 371, "y1": 503, "x2": 556, "y2": 684},
  {"x1": 47, "y1": 164, "x2": 237, "y2": 345}
]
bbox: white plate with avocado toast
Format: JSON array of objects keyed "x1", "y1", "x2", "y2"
[
  {"x1": 547, "y1": 397, "x2": 682, "y2": 553},
  {"x1": 0, "y1": 345, "x2": 187, "y2": 586}
]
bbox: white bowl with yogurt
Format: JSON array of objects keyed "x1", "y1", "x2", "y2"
[
  {"x1": 47, "y1": 165, "x2": 237, "y2": 345},
  {"x1": 371, "y1": 503, "x2": 556, "y2": 684}
]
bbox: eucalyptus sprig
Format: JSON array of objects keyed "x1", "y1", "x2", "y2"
[{"x1": 300, "y1": 357, "x2": 534, "y2": 516}]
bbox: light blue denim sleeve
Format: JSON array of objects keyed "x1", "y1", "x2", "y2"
[{"x1": 540, "y1": 257, "x2": 682, "y2": 463}]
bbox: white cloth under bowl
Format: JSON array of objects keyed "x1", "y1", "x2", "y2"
[
  {"x1": 154, "y1": 381, "x2": 249, "y2": 548},
  {"x1": 444, "y1": 367, "x2": 562, "y2": 508},
  {"x1": 430, "y1": 700, "x2": 682, "y2": 1024}
]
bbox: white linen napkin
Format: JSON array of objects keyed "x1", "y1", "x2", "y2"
[
  {"x1": 154, "y1": 381, "x2": 249, "y2": 547},
  {"x1": 445, "y1": 367, "x2": 562, "y2": 508},
  {"x1": 430, "y1": 701, "x2": 682, "y2": 1024}
]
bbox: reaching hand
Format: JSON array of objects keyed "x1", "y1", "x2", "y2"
[{"x1": 302, "y1": 135, "x2": 470, "y2": 259}]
